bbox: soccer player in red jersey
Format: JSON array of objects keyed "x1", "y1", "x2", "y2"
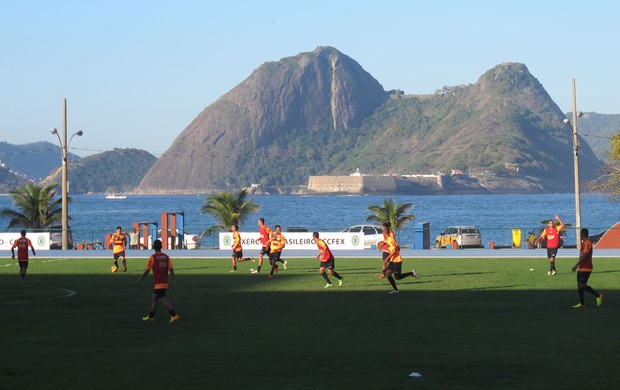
[
  {"x1": 252, "y1": 218, "x2": 272, "y2": 274},
  {"x1": 110, "y1": 226, "x2": 128, "y2": 272},
  {"x1": 11, "y1": 229, "x2": 36, "y2": 284},
  {"x1": 230, "y1": 224, "x2": 253, "y2": 273},
  {"x1": 383, "y1": 226, "x2": 419, "y2": 294},
  {"x1": 571, "y1": 228, "x2": 603, "y2": 309},
  {"x1": 137, "y1": 239, "x2": 180, "y2": 323},
  {"x1": 313, "y1": 232, "x2": 343, "y2": 288},
  {"x1": 535, "y1": 214, "x2": 565, "y2": 275}
]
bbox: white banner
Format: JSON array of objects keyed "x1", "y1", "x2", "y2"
[
  {"x1": 218, "y1": 232, "x2": 364, "y2": 250},
  {"x1": 0, "y1": 232, "x2": 50, "y2": 250}
]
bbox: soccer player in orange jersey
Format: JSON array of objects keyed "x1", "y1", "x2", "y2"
[
  {"x1": 383, "y1": 226, "x2": 419, "y2": 294},
  {"x1": 137, "y1": 239, "x2": 179, "y2": 323},
  {"x1": 313, "y1": 232, "x2": 343, "y2": 288},
  {"x1": 110, "y1": 226, "x2": 128, "y2": 272},
  {"x1": 230, "y1": 224, "x2": 253, "y2": 273},
  {"x1": 535, "y1": 214, "x2": 565, "y2": 275},
  {"x1": 379, "y1": 222, "x2": 395, "y2": 279},
  {"x1": 571, "y1": 228, "x2": 603, "y2": 309},
  {"x1": 268, "y1": 225, "x2": 286, "y2": 278},
  {"x1": 11, "y1": 229, "x2": 36, "y2": 284}
]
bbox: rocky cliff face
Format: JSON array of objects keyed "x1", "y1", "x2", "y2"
[
  {"x1": 136, "y1": 49, "x2": 602, "y2": 194},
  {"x1": 137, "y1": 47, "x2": 388, "y2": 193}
]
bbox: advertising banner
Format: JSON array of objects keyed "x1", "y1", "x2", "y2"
[
  {"x1": 218, "y1": 232, "x2": 364, "y2": 250},
  {"x1": 0, "y1": 232, "x2": 50, "y2": 250}
]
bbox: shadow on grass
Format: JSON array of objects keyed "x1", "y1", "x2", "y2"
[{"x1": 2, "y1": 271, "x2": 619, "y2": 390}]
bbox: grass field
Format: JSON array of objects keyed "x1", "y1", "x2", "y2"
[{"x1": 2, "y1": 255, "x2": 619, "y2": 390}]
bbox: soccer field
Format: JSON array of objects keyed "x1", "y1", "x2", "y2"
[{"x1": 2, "y1": 256, "x2": 619, "y2": 390}]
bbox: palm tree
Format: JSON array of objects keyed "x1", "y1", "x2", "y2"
[
  {"x1": 366, "y1": 198, "x2": 415, "y2": 229},
  {"x1": 199, "y1": 189, "x2": 260, "y2": 238},
  {"x1": 0, "y1": 182, "x2": 67, "y2": 229}
]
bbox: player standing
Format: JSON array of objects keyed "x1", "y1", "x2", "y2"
[
  {"x1": 110, "y1": 226, "x2": 128, "y2": 272},
  {"x1": 137, "y1": 239, "x2": 180, "y2": 323},
  {"x1": 571, "y1": 228, "x2": 603, "y2": 309},
  {"x1": 11, "y1": 229, "x2": 36, "y2": 284},
  {"x1": 535, "y1": 214, "x2": 565, "y2": 275},
  {"x1": 313, "y1": 232, "x2": 343, "y2": 288}
]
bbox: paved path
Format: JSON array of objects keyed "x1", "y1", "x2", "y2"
[{"x1": 4, "y1": 248, "x2": 620, "y2": 259}]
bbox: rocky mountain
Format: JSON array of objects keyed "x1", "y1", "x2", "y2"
[
  {"x1": 135, "y1": 48, "x2": 602, "y2": 194},
  {"x1": 0, "y1": 141, "x2": 80, "y2": 180},
  {"x1": 137, "y1": 47, "x2": 389, "y2": 193},
  {"x1": 41, "y1": 148, "x2": 156, "y2": 194}
]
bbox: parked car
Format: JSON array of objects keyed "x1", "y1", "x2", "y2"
[
  {"x1": 49, "y1": 225, "x2": 74, "y2": 249},
  {"x1": 341, "y1": 224, "x2": 383, "y2": 248},
  {"x1": 435, "y1": 226, "x2": 482, "y2": 248},
  {"x1": 525, "y1": 227, "x2": 566, "y2": 248},
  {"x1": 285, "y1": 227, "x2": 309, "y2": 232}
]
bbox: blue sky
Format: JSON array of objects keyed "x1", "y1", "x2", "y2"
[{"x1": 1, "y1": 0, "x2": 618, "y2": 157}]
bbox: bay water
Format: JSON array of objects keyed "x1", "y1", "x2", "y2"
[{"x1": 1, "y1": 193, "x2": 617, "y2": 248}]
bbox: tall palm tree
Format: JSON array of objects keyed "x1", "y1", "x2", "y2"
[
  {"x1": 366, "y1": 198, "x2": 415, "y2": 229},
  {"x1": 199, "y1": 189, "x2": 260, "y2": 238},
  {"x1": 0, "y1": 182, "x2": 67, "y2": 229}
]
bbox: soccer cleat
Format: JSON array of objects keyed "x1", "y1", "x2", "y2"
[
  {"x1": 572, "y1": 303, "x2": 585, "y2": 309},
  {"x1": 123, "y1": 266, "x2": 127, "y2": 272},
  {"x1": 547, "y1": 271, "x2": 552, "y2": 276},
  {"x1": 412, "y1": 269, "x2": 419, "y2": 279},
  {"x1": 379, "y1": 274, "x2": 385, "y2": 279},
  {"x1": 142, "y1": 316, "x2": 153, "y2": 321},
  {"x1": 324, "y1": 283, "x2": 332, "y2": 288},
  {"x1": 389, "y1": 290, "x2": 399, "y2": 294},
  {"x1": 551, "y1": 270, "x2": 557, "y2": 276},
  {"x1": 169, "y1": 315, "x2": 180, "y2": 323},
  {"x1": 267, "y1": 274, "x2": 273, "y2": 279},
  {"x1": 596, "y1": 294, "x2": 604, "y2": 307},
  {"x1": 283, "y1": 260, "x2": 287, "y2": 270},
  {"x1": 250, "y1": 269, "x2": 259, "y2": 274},
  {"x1": 230, "y1": 269, "x2": 237, "y2": 273},
  {"x1": 251, "y1": 256, "x2": 256, "y2": 263},
  {"x1": 338, "y1": 277, "x2": 343, "y2": 287}
]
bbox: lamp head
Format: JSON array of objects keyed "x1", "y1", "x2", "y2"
[
  {"x1": 562, "y1": 119, "x2": 570, "y2": 125},
  {"x1": 51, "y1": 128, "x2": 58, "y2": 135},
  {"x1": 577, "y1": 111, "x2": 583, "y2": 118},
  {"x1": 76, "y1": 130, "x2": 84, "y2": 136}
]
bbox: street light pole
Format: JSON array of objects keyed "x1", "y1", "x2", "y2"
[
  {"x1": 50, "y1": 98, "x2": 83, "y2": 250},
  {"x1": 563, "y1": 80, "x2": 582, "y2": 249}
]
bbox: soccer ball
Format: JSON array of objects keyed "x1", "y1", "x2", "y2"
[
  {"x1": 111, "y1": 265, "x2": 118, "y2": 273},
  {"x1": 250, "y1": 268, "x2": 255, "y2": 273}
]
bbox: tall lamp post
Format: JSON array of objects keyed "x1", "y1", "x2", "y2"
[
  {"x1": 562, "y1": 79, "x2": 582, "y2": 249},
  {"x1": 50, "y1": 98, "x2": 83, "y2": 250}
]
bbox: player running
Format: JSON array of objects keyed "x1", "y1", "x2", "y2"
[
  {"x1": 313, "y1": 232, "x2": 343, "y2": 288},
  {"x1": 230, "y1": 224, "x2": 254, "y2": 272},
  {"x1": 383, "y1": 225, "x2": 418, "y2": 294}
]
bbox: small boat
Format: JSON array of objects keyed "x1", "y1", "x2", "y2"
[{"x1": 105, "y1": 194, "x2": 127, "y2": 200}]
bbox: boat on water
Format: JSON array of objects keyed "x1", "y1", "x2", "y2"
[{"x1": 105, "y1": 194, "x2": 127, "y2": 200}]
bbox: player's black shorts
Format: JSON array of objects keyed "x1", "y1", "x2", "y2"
[
  {"x1": 546, "y1": 247, "x2": 558, "y2": 259},
  {"x1": 387, "y1": 261, "x2": 403, "y2": 274},
  {"x1": 153, "y1": 288, "x2": 167, "y2": 298},
  {"x1": 577, "y1": 271, "x2": 591, "y2": 284},
  {"x1": 260, "y1": 246, "x2": 271, "y2": 256},
  {"x1": 382, "y1": 251, "x2": 390, "y2": 261},
  {"x1": 18, "y1": 260, "x2": 28, "y2": 270},
  {"x1": 319, "y1": 257, "x2": 335, "y2": 270},
  {"x1": 114, "y1": 251, "x2": 126, "y2": 260},
  {"x1": 270, "y1": 251, "x2": 282, "y2": 265},
  {"x1": 232, "y1": 250, "x2": 243, "y2": 259}
]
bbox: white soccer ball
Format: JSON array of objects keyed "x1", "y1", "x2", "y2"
[{"x1": 250, "y1": 269, "x2": 255, "y2": 272}]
